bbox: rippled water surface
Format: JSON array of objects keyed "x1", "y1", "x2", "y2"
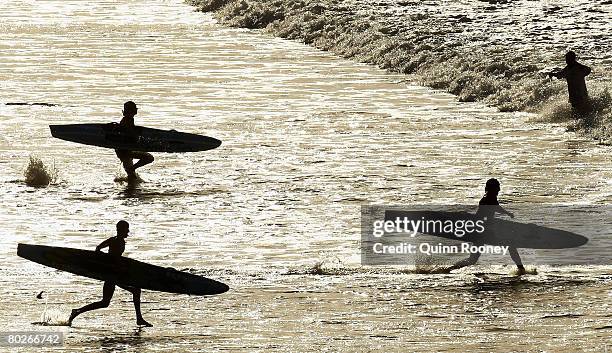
[{"x1": 0, "y1": 1, "x2": 610, "y2": 352}]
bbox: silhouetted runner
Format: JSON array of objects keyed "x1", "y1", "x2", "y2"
[
  {"x1": 68, "y1": 221, "x2": 152, "y2": 327},
  {"x1": 115, "y1": 101, "x2": 154, "y2": 180},
  {"x1": 548, "y1": 51, "x2": 592, "y2": 114},
  {"x1": 448, "y1": 178, "x2": 526, "y2": 275}
]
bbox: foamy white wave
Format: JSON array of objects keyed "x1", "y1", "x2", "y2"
[{"x1": 190, "y1": 0, "x2": 612, "y2": 140}]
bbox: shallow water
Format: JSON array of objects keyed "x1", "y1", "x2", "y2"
[
  {"x1": 0, "y1": 0, "x2": 611, "y2": 352},
  {"x1": 194, "y1": 0, "x2": 612, "y2": 137}
]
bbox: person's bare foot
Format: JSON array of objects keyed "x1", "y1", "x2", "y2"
[
  {"x1": 137, "y1": 318, "x2": 152, "y2": 327},
  {"x1": 125, "y1": 173, "x2": 144, "y2": 186},
  {"x1": 516, "y1": 267, "x2": 527, "y2": 276}
]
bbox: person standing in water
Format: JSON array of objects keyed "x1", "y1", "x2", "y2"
[
  {"x1": 115, "y1": 101, "x2": 154, "y2": 180},
  {"x1": 68, "y1": 220, "x2": 152, "y2": 327},
  {"x1": 448, "y1": 178, "x2": 526, "y2": 275},
  {"x1": 548, "y1": 51, "x2": 592, "y2": 114}
]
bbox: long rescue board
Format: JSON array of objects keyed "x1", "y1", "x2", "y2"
[
  {"x1": 50, "y1": 123, "x2": 222, "y2": 152},
  {"x1": 18, "y1": 244, "x2": 229, "y2": 296},
  {"x1": 383, "y1": 210, "x2": 588, "y2": 249}
]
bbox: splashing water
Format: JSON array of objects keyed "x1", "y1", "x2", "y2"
[
  {"x1": 36, "y1": 307, "x2": 71, "y2": 326},
  {"x1": 304, "y1": 254, "x2": 345, "y2": 275},
  {"x1": 588, "y1": 87, "x2": 612, "y2": 142},
  {"x1": 24, "y1": 156, "x2": 58, "y2": 187},
  {"x1": 414, "y1": 253, "x2": 453, "y2": 274},
  {"x1": 113, "y1": 174, "x2": 144, "y2": 184},
  {"x1": 32, "y1": 294, "x2": 71, "y2": 326},
  {"x1": 539, "y1": 86, "x2": 612, "y2": 142},
  {"x1": 191, "y1": 0, "x2": 612, "y2": 140},
  {"x1": 510, "y1": 266, "x2": 538, "y2": 276}
]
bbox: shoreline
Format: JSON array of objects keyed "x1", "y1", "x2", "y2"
[{"x1": 188, "y1": 0, "x2": 611, "y2": 143}]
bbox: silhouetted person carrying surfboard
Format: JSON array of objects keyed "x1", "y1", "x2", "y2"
[
  {"x1": 548, "y1": 51, "x2": 592, "y2": 115},
  {"x1": 68, "y1": 220, "x2": 152, "y2": 327},
  {"x1": 115, "y1": 101, "x2": 154, "y2": 180},
  {"x1": 448, "y1": 178, "x2": 526, "y2": 275}
]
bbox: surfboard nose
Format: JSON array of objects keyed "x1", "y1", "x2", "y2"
[
  {"x1": 217, "y1": 282, "x2": 230, "y2": 294},
  {"x1": 193, "y1": 278, "x2": 230, "y2": 295}
]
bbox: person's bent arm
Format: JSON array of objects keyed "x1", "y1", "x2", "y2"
[
  {"x1": 95, "y1": 238, "x2": 111, "y2": 252},
  {"x1": 549, "y1": 67, "x2": 567, "y2": 79}
]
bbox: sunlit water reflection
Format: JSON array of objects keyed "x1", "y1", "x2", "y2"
[{"x1": 0, "y1": 0, "x2": 610, "y2": 351}]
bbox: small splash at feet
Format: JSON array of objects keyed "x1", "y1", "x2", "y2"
[
  {"x1": 305, "y1": 255, "x2": 344, "y2": 275},
  {"x1": 32, "y1": 307, "x2": 71, "y2": 326},
  {"x1": 412, "y1": 266, "x2": 452, "y2": 274},
  {"x1": 414, "y1": 253, "x2": 452, "y2": 274},
  {"x1": 114, "y1": 173, "x2": 144, "y2": 184},
  {"x1": 510, "y1": 266, "x2": 538, "y2": 276}
]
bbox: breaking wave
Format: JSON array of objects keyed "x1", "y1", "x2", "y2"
[{"x1": 188, "y1": 0, "x2": 611, "y2": 141}]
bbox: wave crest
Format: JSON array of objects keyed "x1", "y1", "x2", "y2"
[{"x1": 190, "y1": 0, "x2": 611, "y2": 141}]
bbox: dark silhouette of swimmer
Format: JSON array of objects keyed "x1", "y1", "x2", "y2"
[
  {"x1": 115, "y1": 101, "x2": 154, "y2": 180},
  {"x1": 448, "y1": 178, "x2": 526, "y2": 275},
  {"x1": 68, "y1": 220, "x2": 152, "y2": 327},
  {"x1": 548, "y1": 51, "x2": 592, "y2": 113}
]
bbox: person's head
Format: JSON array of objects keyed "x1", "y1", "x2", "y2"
[
  {"x1": 565, "y1": 51, "x2": 577, "y2": 65},
  {"x1": 485, "y1": 178, "x2": 501, "y2": 195},
  {"x1": 123, "y1": 101, "x2": 138, "y2": 118},
  {"x1": 116, "y1": 220, "x2": 130, "y2": 238}
]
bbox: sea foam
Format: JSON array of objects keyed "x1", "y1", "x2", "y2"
[{"x1": 189, "y1": 0, "x2": 611, "y2": 142}]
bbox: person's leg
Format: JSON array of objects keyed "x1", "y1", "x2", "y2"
[
  {"x1": 447, "y1": 250, "x2": 481, "y2": 271},
  {"x1": 115, "y1": 150, "x2": 136, "y2": 178},
  {"x1": 131, "y1": 151, "x2": 154, "y2": 171},
  {"x1": 571, "y1": 101, "x2": 594, "y2": 125},
  {"x1": 122, "y1": 158, "x2": 136, "y2": 178},
  {"x1": 120, "y1": 285, "x2": 152, "y2": 327},
  {"x1": 68, "y1": 282, "x2": 115, "y2": 325},
  {"x1": 509, "y1": 247, "x2": 526, "y2": 275}
]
